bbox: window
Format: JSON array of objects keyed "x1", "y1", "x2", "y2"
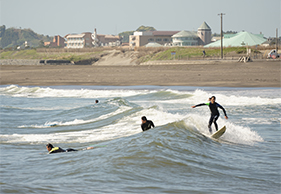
[
  {"x1": 156, "y1": 38, "x2": 162, "y2": 42},
  {"x1": 164, "y1": 38, "x2": 169, "y2": 42},
  {"x1": 148, "y1": 38, "x2": 154, "y2": 42}
]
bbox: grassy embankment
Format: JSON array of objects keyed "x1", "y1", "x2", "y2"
[
  {"x1": 136, "y1": 47, "x2": 253, "y2": 63},
  {"x1": 0, "y1": 47, "x2": 261, "y2": 64},
  {"x1": 0, "y1": 49, "x2": 104, "y2": 62}
]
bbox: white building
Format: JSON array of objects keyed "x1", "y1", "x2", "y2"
[
  {"x1": 65, "y1": 32, "x2": 93, "y2": 48},
  {"x1": 172, "y1": 22, "x2": 212, "y2": 46},
  {"x1": 172, "y1": 31, "x2": 198, "y2": 46}
]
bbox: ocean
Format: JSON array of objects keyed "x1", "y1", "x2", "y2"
[{"x1": 0, "y1": 85, "x2": 280, "y2": 194}]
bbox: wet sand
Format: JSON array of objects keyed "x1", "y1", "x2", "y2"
[{"x1": 0, "y1": 61, "x2": 280, "y2": 87}]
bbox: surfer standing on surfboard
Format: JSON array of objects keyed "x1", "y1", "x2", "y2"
[{"x1": 192, "y1": 96, "x2": 228, "y2": 133}]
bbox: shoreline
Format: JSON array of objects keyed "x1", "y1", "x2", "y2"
[{"x1": 0, "y1": 61, "x2": 280, "y2": 88}]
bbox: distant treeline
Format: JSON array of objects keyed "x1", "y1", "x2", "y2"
[{"x1": 0, "y1": 25, "x2": 53, "y2": 49}]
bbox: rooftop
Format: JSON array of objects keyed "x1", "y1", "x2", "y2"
[
  {"x1": 172, "y1": 30, "x2": 197, "y2": 38},
  {"x1": 152, "y1": 31, "x2": 180, "y2": 36},
  {"x1": 198, "y1": 22, "x2": 211, "y2": 30},
  {"x1": 205, "y1": 31, "x2": 266, "y2": 47}
]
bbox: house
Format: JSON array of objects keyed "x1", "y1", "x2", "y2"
[
  {"x1": 65, "y1": 32, "x2": 92, "y2": 48},
  {"x1": 172, "y1": 22, "x2": 212, "y2": 46},
  {"x1": 129, "y1": 31, "x2": 179, "y2": 47},
  {"x1": 92, "y1": 28, "x2": 122, "y2": 47},
  {"x1": 172, "y1": 31, "x2": 198, "y2": 46},
  {"x1": 261, "y1": 37, "x2": 280, "y2": 47},
  {"x1": 44, "y1": 35, "x2": 65, "y2": 48}
]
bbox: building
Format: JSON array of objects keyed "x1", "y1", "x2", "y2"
[
  {"x1": 204, "y1": 31, "x2": 266, "y2": 47},
  {"x1": 129, "y1": 22, "x2": 212, "y2": 47},
  {"x1": 97, "y1": 34, "x2": 121, "y2": 46},
  {"x1": 92, "y1": 28, "x2": 122, "y2": 47},
  {"x1": 261, "y1": 37, "x2": 280, "y2": 47},
  {"x1": 172, "y1": 22, "x2": 212, "y2": 46},
  {"x1": 197, "y1": 22, "x2": 212, "y2": 45},
  {"x1": 129, "y1": 31, "x2": 179, "y2": 47},
  {"x1": 172, "y1": 31, "x2": 199, "y2": 46},
  {"x1": 44, "y1": 35, "x2": 65, "y2": 47},
  {"x1": 65, "y1": 32, "x2": 92, "y2": 48}
]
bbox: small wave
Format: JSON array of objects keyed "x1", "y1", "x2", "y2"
[
  {"x1": 189, "y1": 89, "x2": 281, "y2": 106},
  {"x1": 0, "y1": 85, "x2": 146, "y2": 98},
  {"x1": 18, "y1": 105, "x2": 132, "y2": 129}
]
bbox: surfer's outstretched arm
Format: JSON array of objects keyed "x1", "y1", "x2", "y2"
[{"x1": 192, "y1": 103, "x2": 208, "y2": 108}]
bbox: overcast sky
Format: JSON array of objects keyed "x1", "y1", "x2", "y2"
[{"x1": 0, "y1": 0, "x2": 280, "y2": 38}]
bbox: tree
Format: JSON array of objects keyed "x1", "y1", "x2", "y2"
[
  {"x1": 136, "y1": 25, "x2": 156, "y2": 32},
  {"x1": 0, "y1": 25, "x2": 6, "y2": 37},
  {"x1": 118, "y1": 25, "x2": 156, "y2": 43}
]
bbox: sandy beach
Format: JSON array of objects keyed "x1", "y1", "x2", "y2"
[{"x1": 0, "y1": 60, "x2": 280, "y2": 87}]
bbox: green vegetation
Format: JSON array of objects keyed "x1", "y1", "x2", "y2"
[
  {"x1": 118, "y1": 31, "x2": 134, "y2": 43},
  {"x1": 137, "y1": 47, "x2": 250, "y2": 63},
  {"x1": 0, "y1": 46, "x2": 259, "y2": 63},
  {"x1": 0, "y1": 49, "x2": 103, "y2": 62},
  {"x1": 119, "y1": 25, "x2": 156, "y2": 43},
  {"x1": 136, "y1": 25, "x2": 156, "y2": 32},
  {"x1": 0, "y1": 25, "x2": 53, "y2": 49}
]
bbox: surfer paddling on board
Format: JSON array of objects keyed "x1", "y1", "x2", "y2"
[
  {"x1": 192, "y1": 96, "x2": 228, "y2": 133},
  {"x1": 141, "y1": 116, "x2": 155, "y2": 131},
  {"x1": 46, "y1": 143, "x2": 94, "y2": 154}
]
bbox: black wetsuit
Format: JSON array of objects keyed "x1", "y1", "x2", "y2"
[
  {"x1": 141, "y1": 120, "x2": 155, "y2": 131},
  {"x1": 49, "y1": 147, "x2": 77, "y2": 154},
  {"x1": 194, "y1": 102, "x2": 227, "y2": 131}
]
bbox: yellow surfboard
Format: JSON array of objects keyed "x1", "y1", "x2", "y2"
[{"x1": 211, "y1": 126, "x2": 226, "y2": 139}]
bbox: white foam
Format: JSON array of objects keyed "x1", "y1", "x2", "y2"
[
  {"x1": 0, "y1": 85, "x2": 149, "y2": 98},
  {"x1": 184, "y1": 113, "x2": 264, "y2": 145},
  {"x1": 1, "y1": 86, "x2": 280, "y2": 106},
  {"x1": 2, "y1": 106, "x2": 184, "y2": 144}
]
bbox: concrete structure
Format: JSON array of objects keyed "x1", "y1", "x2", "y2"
[
  {"x1": 65, "y1": 33, "x2": 92, "y2": 48},
  {"x1": 129, "y1": 31, "x2": 179, "y2": 47},
  {"x1": 44, "y1": 35, "x2": 65, "y2": 47}
]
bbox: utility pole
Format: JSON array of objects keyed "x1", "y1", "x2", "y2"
[
  {"x1": 218, "y1": 13, "x2": 225, "y2": 59},
  {"x1": 275, "y1": 28, "x2": 279, "y2": 52}
]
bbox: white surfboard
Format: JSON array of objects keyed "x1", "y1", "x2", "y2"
[{"x1": 211, "y1": 126, "x2": 226, "y2": 139}]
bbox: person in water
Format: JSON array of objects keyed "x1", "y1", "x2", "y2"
[
  {"x1": 46, "y1": 143, "x2": 94, "y2": 154},
  {"x1": 141, "y1": 116, "x2": 155, "y2": 131},
  {"x1": 192, "y1": 96, "x2": 228, "y2": 133}
]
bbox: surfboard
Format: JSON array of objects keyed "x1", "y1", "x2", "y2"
[{"x1": 211, "y1": 126, "x2": 226, "y2": 139}]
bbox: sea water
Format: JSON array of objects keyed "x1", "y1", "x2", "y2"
[{"x1": 0, "y1": 85, "x2": 280, "y2": 194}]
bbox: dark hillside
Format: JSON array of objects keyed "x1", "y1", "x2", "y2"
[{"x1": 0, "y1": 25, "x2": 53, "y2": 49}]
